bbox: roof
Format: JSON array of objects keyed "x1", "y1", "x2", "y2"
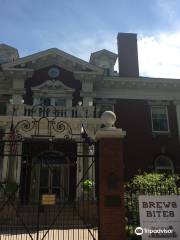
[
  {"x1": 2, "y1": 48, "x2": 103, "y2": 73},
  {"x1": 89, "y1": 49, "x2": 117, "y2": 64}
]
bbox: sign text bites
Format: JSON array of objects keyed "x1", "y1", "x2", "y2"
[
  {"x1": 139, "y1": 196, "x2": 180, "y2": 239},
  {"x1": 142, "y1": 201, "x2": 177, "y2": 217}
]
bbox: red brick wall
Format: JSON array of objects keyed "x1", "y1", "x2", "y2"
[
  {"x1": 114, "y1": 99, "x2": 180, "y2": 180},
  {"x1": 98, "y1": 138, "x2": 126, "y2": 240}
]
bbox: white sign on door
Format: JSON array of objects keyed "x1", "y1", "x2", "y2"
[{"x1": 138, "y1": 195, "x2": 180, "y2": 239}]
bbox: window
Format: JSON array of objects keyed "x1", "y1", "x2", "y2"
[
  {"x1": 155, "y1": 155, "x2": 174, "y2": 174},
  {"x1": 55, "y1": 98, "x2": 66, "y2": 107},
  {"x1": 103, "y1": 68, "x2": 110, "y2": 76},
  {"x1": 151, "y1": 106, "x2": 169, "y2": 132},
  {"x1": 40, "y1": 97, "x2": 51, "y2": 106},
  {"x1": 0, "y1": 102, "x2": 7, "y2": 115}
]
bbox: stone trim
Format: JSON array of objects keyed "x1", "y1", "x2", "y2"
[
  {"x1": 96, "y1": 128, "x2": 126, "y2": 139},
  {"x1": 95, "y1": 77, "x2": 180, "y2": 90},
  {"x1": 2, "y1": 48, "x2": 103, "y2": 73}
]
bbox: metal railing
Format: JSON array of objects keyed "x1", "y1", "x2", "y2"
[
  {"x1": 4, "y1": 104, "x2": 102, "y2": 118},
  {"x1": 24, "y1": 105, "x2": 96, "y2": 118}
]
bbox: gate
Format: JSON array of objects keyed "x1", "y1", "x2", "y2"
[{"x1": 0, "y1": 105, "x2": 99, "y2": 240}]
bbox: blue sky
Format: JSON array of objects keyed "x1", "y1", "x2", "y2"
[{"x1": 1, "y1": 0, "x2": 180, "y2": 78}]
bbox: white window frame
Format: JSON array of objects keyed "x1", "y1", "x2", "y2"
[{"x1": 151, "y1": 105, "x2": 170, "y2": 133}]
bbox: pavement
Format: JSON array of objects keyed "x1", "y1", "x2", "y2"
[{"x1": 0, "y1": 229, "x2": 98, "y2": 240}]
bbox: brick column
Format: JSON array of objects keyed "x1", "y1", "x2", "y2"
[{"x1": 96, "y1": 111, "x2": 126, "y2": 240}]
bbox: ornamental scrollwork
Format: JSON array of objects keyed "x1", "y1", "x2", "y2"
[
  {"x1": 13, "y1": 105, "x2": 73, "y2": 139},
  {"x1": 51, "y1": 120, "x2": 73, "y2": 139},
  {"x1": 15, "y1": 119, "x2": 36, "y2": 133}
]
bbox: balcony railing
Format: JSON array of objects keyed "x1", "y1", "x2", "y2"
[{"x1": 5, "y1": 104, "x2": 101, "y2": 118}]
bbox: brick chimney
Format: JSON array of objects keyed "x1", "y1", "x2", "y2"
[{"x1": 117, "y1": 33, "x2": 139, "y2": 77}]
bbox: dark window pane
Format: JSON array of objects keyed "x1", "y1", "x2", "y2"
[
  {"x1": 151, "y1": 106, "x2": 169, "y2": 132},
  {"x1": 40, "y1": 167, "x2": 49, "y2": 187},
  {"x1": 0, "y1": 102, "x2": 7, "y2": 115}
]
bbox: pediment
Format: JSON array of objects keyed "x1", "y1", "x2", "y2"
[
  {"x1": 31, "y1": 79, "x2": 74, "y2": 94},
  {"x1": 2, "y1": 48, "x2": 103, "y2": 73}
]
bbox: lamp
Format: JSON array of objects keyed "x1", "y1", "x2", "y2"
[
  {"x1": 9, "y1": 98, "x2": 24, "y2": 116},
  {"x1": 78, "y1": 101, "x2": 82, "y2": 106}
]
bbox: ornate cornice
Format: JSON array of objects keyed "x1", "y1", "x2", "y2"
[
  {"x1": 74, "y1": 71, "x2": 103, "y2": 81},
  {"x1": 2, "y1": 48, "x2": 103, "y2": 73},
  {"x1": 94, "y1": 76, "x2": 180, "y2": 90},
  {"x1": 31, "y1": 79, "x2": 74, "y2": 95},
  {"x1": 2, "y1": 68, "x2": 34, "y2": 78}
]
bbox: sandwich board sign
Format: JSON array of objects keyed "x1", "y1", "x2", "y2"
[{"x1": 137, "y1": 195, "x2": 180, "y2": 239}]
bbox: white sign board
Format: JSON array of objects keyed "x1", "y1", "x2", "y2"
[{"x1": 138, "y1": 195, "x2": 180, "y2": 239}]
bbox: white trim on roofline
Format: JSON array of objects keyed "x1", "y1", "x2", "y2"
[{"x1": 1, "y1": 48, "x2": 103, "y2": 73}]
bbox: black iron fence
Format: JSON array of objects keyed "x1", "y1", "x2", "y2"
[
  {"x1": 125, "y1": 183, "x2": 180, "y2": 239},
  {"x1": 0, "y1": 140, "x2": 99, "y2": 240}
]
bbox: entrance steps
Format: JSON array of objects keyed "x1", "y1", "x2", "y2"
[{"x1": 0, "y1": 204, "x2": 87, "y2": 228}]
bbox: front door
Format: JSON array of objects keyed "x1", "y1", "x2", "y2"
[{"x1": 39, "y1": 166, "x2": 69, "y2": 202}]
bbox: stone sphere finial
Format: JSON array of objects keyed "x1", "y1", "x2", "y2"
[{"x1": 101, "y1": 111, "x2": 116, "y2": 128}]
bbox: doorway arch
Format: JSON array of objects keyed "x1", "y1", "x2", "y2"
[
  {"x1": 154, "y1": 155, "x2": 174, "y2": 174},
  {"x1": 30, "y1": 150, "x2": 72, "y2": 203}
]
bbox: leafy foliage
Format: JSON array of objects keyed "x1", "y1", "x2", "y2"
[
  {"x1": 127, "y1": 172, "x2": 179, "y2": 191},
  {"x1": 83, "y1": 179, "x2": 94, "y2": 191},
  {"x1": 125, "y1": 172, "x2": 180, "y2": 238},
  {"x1": 5, "y1": 181, "x2": 18, "y2": 199}
]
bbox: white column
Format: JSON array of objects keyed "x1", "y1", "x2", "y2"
[
  {"x1": 14, "y1": 143, "x2": 22, "y2": 184},
  {"x1": 51, "y1": 97, "x2": 55, "y2": 106},
  {"x1": 83, "y1": 96, "x2": 93, "y2": 107},
  {"x1": 11, "y1": 94, "x2": 24, "y2": 115},
  {"x1": 33, "y1": 96, "x2": 40, "y2": 105},
  {"x1": 2, "y1": 135, "x2": 10, "y2": 181},
  {"x1": 66, "y1": 98, "x2": 72, "y2": 117},
  {"x1": 174, "y1": 101, "x2": 180, "y2": 140},
  {"x1": 76, "y1": 142, "x2": 84, "y2": 200}
]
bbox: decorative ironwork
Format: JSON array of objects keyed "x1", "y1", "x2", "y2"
[
  {"x1": 0, "y1": 104, "x2": 99, "y2": 240},
  {"x1": 14, "y1": 104, "x2": 73, "y2": 139},
  {"x1": 0, "y1": 141, "x2": 99, "y2": 240},
  {"x1": 52, "y1": 120, "x2": 72, "y2": 139},
  {"x1": 15, "y1": 119, "x2": 35, "y2": 133},
  {"x1": 31, "y1": 104, "x2": 57, "y2": 120}
]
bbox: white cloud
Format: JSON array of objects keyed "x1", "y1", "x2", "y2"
[
  {"x1": 59, "y1": 31, "x2": 180, "y2": 79},
  {"x1": 138, "y1": 32, "x2": 180, "y2": 78}
]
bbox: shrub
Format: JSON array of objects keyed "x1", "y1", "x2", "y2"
[
  {"x1": 83, "y1": 179, "x2": 94, "y2": 191},
  {"x1": 127, "y1": 172, "x2": 178, "y2": 188},
  {"x1": 125, "y1": 172, "x2": 180, "y2": 238},
  {"x1": 5, "y1": 181, "x2": 18, "y2": 199}
]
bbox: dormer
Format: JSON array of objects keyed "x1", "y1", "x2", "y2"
[
  {"x1": 0, "y1": 44, "x2": 19, "y2": 64},
  {"x1": 89, "y1": 49, "x2": 117, "y2": 76}
]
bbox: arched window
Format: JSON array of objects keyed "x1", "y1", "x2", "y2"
[
  {"x1": 155, "y1": 155, "x2": 174, "y2": 174},
  {"x1": 40, "y1": 97, "x2": 51, "y2": 106}
]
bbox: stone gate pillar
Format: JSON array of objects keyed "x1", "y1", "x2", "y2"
[{"x1": 96, "y1": 111, "x2": 126, "y2": 240}]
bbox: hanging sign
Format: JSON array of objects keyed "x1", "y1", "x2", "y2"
[{"x1": 137, "y1": 195, "x2": 180, "y2": 239}]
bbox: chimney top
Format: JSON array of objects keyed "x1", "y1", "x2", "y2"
[
  {"x1": 117, "y1": 32, "x2": 139, "y2": 77},
  {"x1": 117, "y1": 32, "x2": 137, "y2": 39}
]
